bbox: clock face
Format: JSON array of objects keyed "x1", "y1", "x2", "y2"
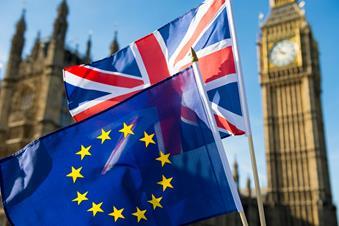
[
  {"x1": 270, "y1": 40, "x2": 297, "y2": 67},
  {"x1": 21, "y1": 93, "x2": 34, "y2": 111}
]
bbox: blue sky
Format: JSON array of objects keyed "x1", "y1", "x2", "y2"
[{"x1": 0, "y1": 0, "x2": 338, "y2": 217}]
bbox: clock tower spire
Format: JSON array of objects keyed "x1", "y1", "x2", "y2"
[{"x1": 259, "y1": 1, "x2": 337, "y2": 226}]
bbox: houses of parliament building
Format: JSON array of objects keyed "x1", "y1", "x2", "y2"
[{"x1": 0, "y1": 0, "x2": 337, "y2": 225}]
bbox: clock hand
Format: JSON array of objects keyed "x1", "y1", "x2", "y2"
[{"x1": 279, "y1": 49, "x2": 286, "y2": 55}]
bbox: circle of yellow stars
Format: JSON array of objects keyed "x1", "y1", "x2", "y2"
[{"x1": 66, "y1": 120, "x2": 174, "y2": 223}]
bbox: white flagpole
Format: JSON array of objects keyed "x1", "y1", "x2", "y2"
[
  {"x1": 226, "y1": 1, "x2": 267, "y2": 226},
  {"x1": 191, "y1": 49, "x2": 248, "y2": 226}
]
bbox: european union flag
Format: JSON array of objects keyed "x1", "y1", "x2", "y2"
[{"x1": 0, "y1": 67, "x2": 242, "y2": 226}]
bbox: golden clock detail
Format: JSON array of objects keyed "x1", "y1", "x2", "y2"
[{"x1": 270, "y1": 40, "x2": 298, "y2": 67}]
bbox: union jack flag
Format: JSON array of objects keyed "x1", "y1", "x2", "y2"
[{"x1": 63, "y1": 0, "x2": 247, "y2": 137}]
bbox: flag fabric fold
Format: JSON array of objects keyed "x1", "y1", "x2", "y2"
[
  {"x1": 63, "y1": 0, "x2": 246, "y2": 137},
  {"x1": 0, "y1": 67, "x2": 242, "y2": 226}
]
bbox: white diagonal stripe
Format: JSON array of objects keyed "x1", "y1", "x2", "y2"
[
  {"x1": 211, "y1": 90, "x2": 245, "y2": 131},
  {"x1": 69, "y1": 86, "x2": 144, "y2": 116},
  {"x1": 217, "y1": 125, "x2": 235, "y2": 136},
  {"x1": 83, "y1": 65, "x2": 144, "y2": 81},
  {"x1": 211, "y1": 102, "x2": 246, "y2": 132},
  {"x1": 205, "y1": 73, "x2": 238, "y2": 91},
  {"x1": 153, "y1": 31, "x2": 169, "y2": 64},
  {"x1": 174, "y1": 38, "x2": 233, "y2": 72},
  {"x1": 64, "y1": 70, "x2": 148, "y2": 95},
  {"x1": 168, "y1": 0, "x2": 213, "y2": 67},
  {"x1": 64, "y1": 71, "x2": 117, "y2": 93},
  {"x1": 130, "y1": 43, "x2": 150, "y2": 86},
  {"x1": 197, "y1": 38, "x2": 232, "y2": 58},
  {"x1": 169, "y1": 1, "x2": 227, "y2": 71},
  {"x1": 69, "y1": 85, "x2": 146, "y2": 116}
]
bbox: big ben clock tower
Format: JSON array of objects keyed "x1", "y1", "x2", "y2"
[{"x1": 258, "y1": 0, "x2": 337, "y2": 226}]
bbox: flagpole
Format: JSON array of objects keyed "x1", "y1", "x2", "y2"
[
  {"x1": 190, "y1": 49, "x2": 248, "y2": 226},
  {"x1": 226, "y1": 1, "x2": 267, "y2": 226}
]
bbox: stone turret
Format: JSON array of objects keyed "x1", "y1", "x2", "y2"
[
  {"x1": 246, "y1": 176, "x2": 252, "y2": 198},
  {"x1": 85, "y1": 34, "x2": 92, "y2": 64},
  {"x1": 0, "y1": 10, "x2": 26, "y2": 147},
  {"x1": 233, "y1": 159, "x2": 239, "y2": 190},
  {"x1": 47, "y1": 0, "x2": 68, "y2": 66},
  {"x1": 110, "y1": 31, "x2": 119, "y2": 55},
  {"x1": 52, "y1": 0, "x2": 68, "y2": 43},
  {"x1": 30, "y1": 31, "x2": 41, "y2": 60},
  {"x1": 5, "y1": 10, "x2": 26, "y2": 79}
]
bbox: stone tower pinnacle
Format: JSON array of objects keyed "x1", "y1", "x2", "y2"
[
  {"x1": 30, "y1": 31, "x2": 41, "y2": 60},
  {"x1": 110, "y1": 31, "x2": 119, "y2": 55},
  {"x1": 52, "y1": 0, "x2": 68, "y2": 43},
  {"x1": 47, "y1": 0, "x2": 69, "y2": 66},
  {"x1": 5, "y1": 9, "x2": 26, "y2": 79},
  {"x1": 85, "y1": 34, "x2": 92, "y2": 64},
  {"x1": 246, "y1": 176, "x2": 252, "y2": 198},
  {"x1": 233, "y1": 159, "x2": 239, "y2": 189}
]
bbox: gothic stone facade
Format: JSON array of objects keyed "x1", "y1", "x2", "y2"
[
  {"x1": 0, "y1": 1, "x2": 82, "y2": 224},
  {"x1": 257, "y1": 0, "x2": 337, "y2": 225},
  {"x1": 0, "y1": 1, "x2": 122, "y2": 224},
  {"x1": 0, "y1": 0, "x2": 337, "y2": 226}
]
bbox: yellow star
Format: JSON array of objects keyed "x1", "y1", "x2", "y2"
[
  {"x1": 156, "y1": 151, "x2": 171, "y2": 167},
  {"x1": 76, "y1": 145, "x2": 92, "y2": 160},
  {"x1": 72, "y1": 191, "x2": 88, "y2": 205},
  {"x1": 157, "y1": 175, "x2": 174, "y2": 191},
  {"x1": 88, "y1": 202, "x2": 104, "y2": 216},
  {"x1": 97, "y1": 129, "x2": 111, "y2": 144},
  {"x1": 139, "y1": 132, "x2": 156, "y2": 147},
  {"x1": 66, "y1": 166, "x2": 84, "y2": 183},
  {"x1": 119, "y1": 122, "x2": 134, "y2": 138},
  {"x1": 132, "y1": 207, "x2": 147, "y2": 222},
  {"x1": 148, "y1": 194, "x2": 163, "y2": 210},
  {"x1": 108, "y1": 206, "x2": 125, "y2": 222}
]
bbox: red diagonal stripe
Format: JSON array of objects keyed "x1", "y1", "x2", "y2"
[
  {"x1": 179, "y1": 46, "x2": 236, "y2": 83},
  {"x1": 181, "y1": 106, "x2": 198, "y2": 124},
  {"x1": 173, "y1": 0, "x2": 225, "y2": 65},
  {"x1": 65, "y1": 65, "x2": 144, "y2": 88},
  {"x1": 135, "y1": 34, "x2": 170, "y2": 84},
  {"x1": 73, "y1": 90, "x2": 140, "y2": 122},
  {"x1": 214, "y1": 114, "x2": 245, "y2": 136},
  {"x1": 199, "y1": 46, "x2": 235, "y2": 83}
]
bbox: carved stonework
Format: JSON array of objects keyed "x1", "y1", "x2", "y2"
[
  {"x1": 0, "y1": 1, "x2": 336, "y2": 226},
  {"x1": 259, "y1": 1, "x2": 337, "y2": 226},
  {"x1": 0, "y1": 2, "x2": 94, "y2": 224},
  {"x1": 10, "y1": 84, "x2": 36, "y2": 120}
]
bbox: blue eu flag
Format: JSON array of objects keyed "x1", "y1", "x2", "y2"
[{"x1": 0, "y1": 67, "x2": 242, "y2": 226}]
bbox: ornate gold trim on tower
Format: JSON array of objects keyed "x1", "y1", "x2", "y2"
[
  {"x1": 270, "y1": 0, "x2": 296, "y2": 8},
  {"x1": 259, "y1": 1, "x2": 338, "y2": 226}
]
